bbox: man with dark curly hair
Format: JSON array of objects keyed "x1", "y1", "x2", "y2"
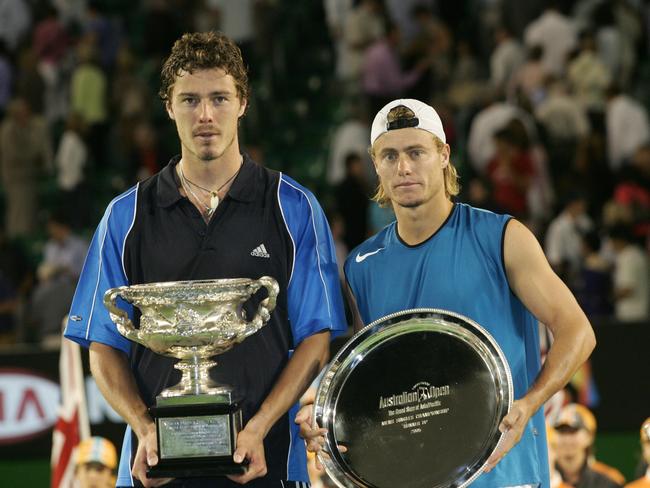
[{"x1": 65, "y1": 31, "x2": 346, "y2": 488}]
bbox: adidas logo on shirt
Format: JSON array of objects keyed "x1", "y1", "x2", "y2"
[{"x1": 251, "y1": 244, "x2": 270, "y2": 258}]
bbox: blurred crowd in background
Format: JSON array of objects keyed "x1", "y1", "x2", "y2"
[
  {"x1": 0, "y1": 0, "x2": 647, "y2": 344},
  {"x1": 0, "y1": 0, "x2": 648, "y2": 484}
]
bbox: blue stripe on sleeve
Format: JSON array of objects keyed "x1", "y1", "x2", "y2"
[
  {"x1": 116, "y1": 425, "x2": 134, "y2": 486},
  {"x1": 278, "y1": 175, "x2": 347, "y2": 346},
  {"x1": 284, "y1": 348, "x2": 309, "y2": 483},
  {"x1": 286, "y1": 398, "x2": 308, "y2": 482},
  {"x1": 64, "y1": 185, "x2": 138, "y2": 354}
]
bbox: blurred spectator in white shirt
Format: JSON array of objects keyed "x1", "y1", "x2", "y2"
[
  {"x1": 55, "y1": 112, "x2": 87, "y2": 192},
  {"x1": 606, "y1": 86, "x2": 650, "y2": 173},
  {"x1": 323, "y1": 0, "x2": 354, "y2": 40},
  {"x1": 0, "y1": 0, "x2": 31, "y2": 52},
  {"x1": 592, "y1": 3, "x2": 634, "y2": 88},
  {"x1": 545, "y1": 193, "x2": 594, "y2": 287},
  {"x1": 327, "y1": 103, "x2": 371, "y2": 185},
  {"x1": 55, "y1": 112, "x2": 89, "y2": 228},
  {"x1": 567, "y1": 31, "x2": 611, "y2": 114},
  {"x1": 609, "y1": 224, "x2": 649, "y2": 323},
  {"x1": 338, "y1": 0, "x2": 384, "y2": 90},
  {"x1": 205, "y1": 0, "x2": 254, "y2": 45},
  {"x1": 535, "y1": 78, "x2": 590, "y2": 142},
  {"x1": 52, "y1": 0, "x2": 87, "y2": 26},
  {"x1": 490, "y1": 25, "x2": 524, "y2": 94},
  {"x1": 323, "y1": 0, "x2": 354, "y2": 79},
  {"x1": 524, "y1": 3, "x2": 577, "y2": 77}
]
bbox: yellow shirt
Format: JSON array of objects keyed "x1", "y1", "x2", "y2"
[{"x1": 71, "y1": 64, "x2": 107, "y2": 124}]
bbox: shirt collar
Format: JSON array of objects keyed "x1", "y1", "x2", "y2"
[
  {"x1": 156, "y1": 153, "x2": 257, "y2": 207},
  {"x1": 156, "y1": 155, "x2": 183, "y2": 208},
  {"x1": 227, "y1": 153, "x2": 256, "y2": 203}
]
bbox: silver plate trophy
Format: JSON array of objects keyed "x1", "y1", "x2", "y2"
[
  {"x1": 104, "y1": 277, "x2": 279, "y2": 478},
  {"x1": 314, "y1": 309, "x2": 513, "y2": 488}
]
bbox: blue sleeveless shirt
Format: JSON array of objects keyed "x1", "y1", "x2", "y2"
[{"x1": 344, "y1": 203, "x2": 550, "y2": 488}]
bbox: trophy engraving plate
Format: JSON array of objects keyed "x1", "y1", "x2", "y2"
[
  {"x1": 159, "y1": 415, "x2": 231, "y2": 459},
  {"x1": 315, "y1": 309, "x2": 512, "y2": 488}
]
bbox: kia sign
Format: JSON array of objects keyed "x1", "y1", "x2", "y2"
[
  {"x1": 0, "y1": 346, "x2": 125, "y2": 459},
  {"x1": 0, "y1": 369, "x2": 60, "y2": 444}
]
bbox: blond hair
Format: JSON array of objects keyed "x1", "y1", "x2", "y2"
[{"x1": 370, "y1": 133, "x2": 460, "y2": 207}]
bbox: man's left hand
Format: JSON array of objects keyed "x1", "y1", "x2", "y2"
[
  {"x1": 227, "y1": 425, "x2": 267, "y2": 484},
  {"x1": 484, "y1": 399, "x2": 534, "y2": 472}
]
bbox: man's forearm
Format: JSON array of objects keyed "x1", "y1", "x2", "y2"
[
  {"x1": 245, "y1": 330, "x2": 330, "y2": 437},
  {"x1": 89, "y1": 342, "x2": 154, "y2": 438},
  {"x1": 524, "y1": 317, "x2": 595, "y2": 412}
]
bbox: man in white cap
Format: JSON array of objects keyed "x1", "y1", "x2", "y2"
[{"x1": 298, "y1": 99, "x2": 596, "y2": 488}]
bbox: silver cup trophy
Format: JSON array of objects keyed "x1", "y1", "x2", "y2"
[{"x1": 104, "y1": 277, "x2": 279, "y2": 479}]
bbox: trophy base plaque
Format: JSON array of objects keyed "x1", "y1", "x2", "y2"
[
  {"x1": 147, "y1": 456, "x2": 249, "y2": 479},
  {"x1": 147, "y1": 395, "x2": 246, "y2": 479}
]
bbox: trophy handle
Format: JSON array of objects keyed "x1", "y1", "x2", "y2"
[
  {"x1": 103, "y1": 287, "x2": 144, "y2": 346},
  {"x1": 243, "y1": 276, "x2": 279, "y2": 338}
]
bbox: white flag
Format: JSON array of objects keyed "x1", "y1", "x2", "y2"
[{"x1": 51, "y1": 330, "x2": 90, "y2": 488}]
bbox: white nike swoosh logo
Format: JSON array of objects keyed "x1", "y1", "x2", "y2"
[{"x1": 355, "y1": 248, "x2": 385, "y2": 263}]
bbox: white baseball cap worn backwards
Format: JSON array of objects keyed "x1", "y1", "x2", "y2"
[{"x1": 370, "y1": 99, "x2": 446, "y2": 145}]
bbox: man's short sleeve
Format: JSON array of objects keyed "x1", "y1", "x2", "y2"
[
  {"x1": 64, "y1": 186, "x2": 138, "y2": 354},
  {"x1": 278, "y1": 175, "x2": 347, "y2": 346}
]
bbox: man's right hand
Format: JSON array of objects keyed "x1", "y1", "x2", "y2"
[
  {"x1": 132, "y1": 423, "x2": 173, "y2": 487},
  {"x1": 295, "y1": 402, "x2": 328, "y2": 455}
]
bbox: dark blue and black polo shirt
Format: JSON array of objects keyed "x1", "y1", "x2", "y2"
[{"x1": 65, "y1": 154, "x2": 347, "y2": 487}]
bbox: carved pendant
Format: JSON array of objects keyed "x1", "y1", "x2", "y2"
[{"x1": 209, "y1": 193, "x2": 220, "y2": 213}]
